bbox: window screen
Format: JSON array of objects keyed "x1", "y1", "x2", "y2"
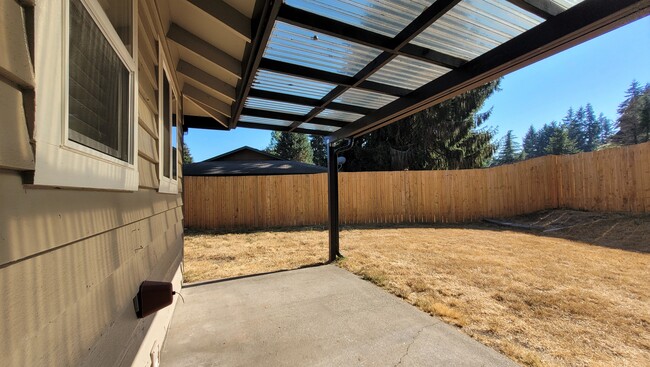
[{"x1": 68, "y1": 0, "x2": 131, "y2": 162}]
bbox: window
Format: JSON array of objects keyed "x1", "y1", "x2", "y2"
[
  {"x1": 33, "y1": 0, "x2": 138, "y2": 190},
  {"x1": 158, "y1": 57, "x2": 179, "y2": 194}
]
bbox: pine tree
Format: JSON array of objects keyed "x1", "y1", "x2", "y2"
[
  {"x1": 567, "y1": 107, "x2": 586, "y2": 151},
  {"x1": 598, "y1": 113, "x2": 614, "y2": 144},
  {"x1": 545, "y1": 123, "x2": 579, "y2": 155},
  {"x1": 267, "y1": 131, "x2": 314, "y2": 163},
  {"x1": 535, "y1": 123, "x2": 556, "y2": 157},
  {"x1": 344, "y1": 80, "x2": 501, "y2": 171},
  {"x1": 522, "y1": 125, "x2": 539, "y2": 158},
  {"x1": 583, "y1": 103, "x2": 601, "y2": 151},
  {"x1": 612, "y1": 81, "x2": 650, "y2": 145},
  {"x1": 181, "y1": 142, "x2": 193, "y2": 163},
  {"x1": 310, "y1": 135, "x2": 327, "y2": 167},
  {"x1": 494, "y1": 130, "x2": 522, "y2": 165}
]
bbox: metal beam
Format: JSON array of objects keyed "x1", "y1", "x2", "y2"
[
  {"x1": 277, "y1": 4, "x2": 466, "y2": 69},
  {"x1": 241, "y1": 107, "x2": 349, "y2": 127},
  {"x1": 259, "y1": 58, "x2": 411, "y2": 97},
  {"x1": 167, "y1": 23, "x2": 241, "y2": 79},
  {"x1": 183, "y1": 84, "x2": 232, "y2": 117},
  {"x1": 188, "y1": 0, "x2": 252, "y2": 42},
  {"x1": 332, "y1": 0, "x2": 650, "y2": 140},
  {"x1": 505, "y1": 0, "x2": 564, "y2": 19},
  {"x1": 177, "y1": 60, "x2": 236, "y2": 102},
  {"x1": 327, "y1": 142, "x2": 340, "y2": 262},
  {"x1": 248, "y1": 88, "x2": 373, "y2": 115},
  {"x1": 237, "y1": 122, "x2": 330, "y2": 136},
  {"x1": 231, "y1": 0, "x2": 282, "y2": 129}
]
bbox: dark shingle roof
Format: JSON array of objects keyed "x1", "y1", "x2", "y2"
[
  {"x1": 183, "y1": 160, "x2": 326, "y2": 176},
  {"x1": 203, "y1": 146, "x2": 281, "y2": 162}
]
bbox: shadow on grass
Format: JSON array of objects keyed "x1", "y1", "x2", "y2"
[{"x1": 183, "y1": 261, "x2": 330, "y2": 288}]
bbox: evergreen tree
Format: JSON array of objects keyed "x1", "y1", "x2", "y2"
[
  {"x1": 612, "y1": 81, "x2": 650, "y2": 145},
  {"x1": 583, "y1": 103, "x2": 601, "y2": 151},
  {"x1": 267, "y1": 131, "x2": 313, "y2": 163},
  {"x1": 181, "y1": 142, "x2": 193, "y2": 163},
  {"x1": 567, "y1": 106, "x2": 586, "y2": 151},
  {"x1": 598, "y1": 113, "x2": 614, "y2": 144},
  {"x1": 545, "y1": 123, "x2": 579, "y2": 155},
  {"x1": 310, "y1": 135, "x2": 327, "y2": 167},
  {"x1": 344, "y1": 80, "x2": 501, "y2": 171},
  {"x1": 535, "y1": 123, "x2": 556, "y2": 157},
  {"x1": 493, "y1": 130, "x2": 522, "y2": 165},
  {"x1": 522, "y1": 125, "x2": 539, "y2": 158}
]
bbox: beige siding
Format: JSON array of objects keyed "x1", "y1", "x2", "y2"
[
  {"x1": 0, "y1": 80, "x2": 34, "y2": 170},
  {"x1": 1, "y1": 1, "x2": 185, "y2": 366},
  {"x1": 0, "y1": 0, "x2": 34, "y2": 87},
  {"x1": 0, "y1": 0, "x2": 34, "y2": 171}
]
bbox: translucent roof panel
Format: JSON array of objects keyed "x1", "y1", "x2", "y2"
[
  {"x1": 283, "y1": 0, "x2": 435, "y2": 38},
  {"x1": 252, "y1": 69, "x2": 336, "y2": 99},
  {"x1": 550, "y1": 0, "x2": 585, "y2": 10},
  {"x1": 239, "y1": 116, "x2": 294, "y2": 127},
  {"x1": 244, "y1": 97, "x2": 312, "y2": 115},
  {"x1": 333, "y1": 88, "x2": 398, "y2": 109},
  {"x1": 263, "y1": 21, "x2": 382, "y2": 76},
  {"x1": 316, "y1": 109, "x2": 364, "y2": 122},
  {"x1": 298, "y1": 123, "x2": 339, "y2": 133},
  {"x1": 367, "y1": 56, "x2": 451, "y2": 90},
  {"x1": 411, "y1": 0, "x2": 544, "y2": 61}
]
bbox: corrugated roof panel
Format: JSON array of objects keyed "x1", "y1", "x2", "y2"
[
  {"x1": 333, "y1": 88, "x2": 398, "y2": 109},
  {"x1": 550, "y1": 0, "x2": 585, "y2": 10},
  {"x1": 263, "y1": 21, "x2": 382, "y2": 76},
  {"x1": 316, "y1": 109, "x2": 364, "y2": 122},
  {"x1": 239, "y1": 115, "x2": 294, "y2": 126},
  {"x1": 411, "y1": 0, "x2": 543, "y2": 60},
  {"x1": 244, "y1": 97, "x2": 313, "y2": 115},
  {"x1": 252, "y1": 69, "x2": 336, "y2": 99},
  {"x1": 283, "y1": 0, "x2": 435, "y2": 37},
  {"x1": 367, "y1": 56, "x2": 451, "y2": 90},
  {"x1": 299, "y1": 122, "x2": 339, "y2": 132}
]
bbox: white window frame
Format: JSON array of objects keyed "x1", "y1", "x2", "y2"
[
  {"x1": 33, "y1": 0, "x2": 139, "y2": 191},
  {"x1": 158, "y1": 52, "x2": 179, "y2": 194}
]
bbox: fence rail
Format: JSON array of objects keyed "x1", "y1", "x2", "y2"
[{"x1": 183, "y1": 142, "x2": 650, "y2": 229}]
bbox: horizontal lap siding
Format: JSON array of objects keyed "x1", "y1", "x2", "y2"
[
  {"x1": 1, "y1": 1, "x2": 183, "y2": 366},
  {"x1": 184, "y1": 142, "x2": 650, "y2": 229},
  {"x1": 0, "y1": 0, "x2": 34, "y2": 171}
]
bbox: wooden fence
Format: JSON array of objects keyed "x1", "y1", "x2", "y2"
[{"x1": 183, "y1": 142, "x2": 650, "y2": 229}]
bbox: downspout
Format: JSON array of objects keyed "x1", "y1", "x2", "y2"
[{"x1": 327, "y1": 138, "x2": 354, "y2": 263}]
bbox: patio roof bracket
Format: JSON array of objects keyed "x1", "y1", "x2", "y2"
[{"x1": 327, "y1": 138, "x2": 354, "y2": 263}]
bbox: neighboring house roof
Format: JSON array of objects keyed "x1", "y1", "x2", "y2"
[
  {"x1": 183, "y1": 160, "x2": 326, "y2": 176},
  {"x1": 203, "y1": 146, "x2": 281, "y2": 162}
]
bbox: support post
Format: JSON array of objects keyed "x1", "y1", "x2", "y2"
[{"x1": 327, "y1": 142, "x2": 340, "y2": 262}]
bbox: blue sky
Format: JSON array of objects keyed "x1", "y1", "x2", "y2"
[{"x1": 185, "y1": 16, "x2": 650, "y2": 162}]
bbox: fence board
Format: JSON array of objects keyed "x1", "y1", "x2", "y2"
[{"x1": 183, "y1": 142, "x2": 650, "y2": 229}]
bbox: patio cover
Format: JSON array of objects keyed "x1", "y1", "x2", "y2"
[{"x1": 172, "y1": 0, "x2": 650, "y2": 140}]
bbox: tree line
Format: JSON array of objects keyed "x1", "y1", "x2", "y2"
[
  {"x1": 266, "y1": 80, "x2": 649, "y2": 170},
  {"x1": 494, "y1": 80, "x2": 650, "y2": 165}
]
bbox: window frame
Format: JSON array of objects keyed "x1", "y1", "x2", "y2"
[
  {"x1": 33, "y1": 0, "x2": 139, "y2": 191},
  {"x1": 157, "y1": 52, "x2": 179, "y2": 194}
]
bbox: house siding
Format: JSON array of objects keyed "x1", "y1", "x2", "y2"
[{"x1": 0, "y1": 1, "x2": 184, "y2": 366}]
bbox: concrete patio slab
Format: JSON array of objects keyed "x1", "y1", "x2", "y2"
[{"x1": 161, "y1": 265, "x2": 517, "y2": 367}]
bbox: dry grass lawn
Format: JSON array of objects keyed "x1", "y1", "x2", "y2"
[{"x1": 183, "y1": 212, "x2": 650, "y2": 367}]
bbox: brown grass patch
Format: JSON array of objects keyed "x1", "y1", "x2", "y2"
[
  {"x1": 183, "y1": 213, "x2": 650, "y2": 367},
  {"x1": 183, "y1": 228, "x2": 327, "y2": 283}
]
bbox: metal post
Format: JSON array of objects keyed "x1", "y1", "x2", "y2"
[{"x1": 327, "y1": 142, "x2": 340, "y2": 262}]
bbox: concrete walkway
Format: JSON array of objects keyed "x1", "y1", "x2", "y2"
[{"x1": 161, "y1": 265, "x2": 517, "y2": 367}]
